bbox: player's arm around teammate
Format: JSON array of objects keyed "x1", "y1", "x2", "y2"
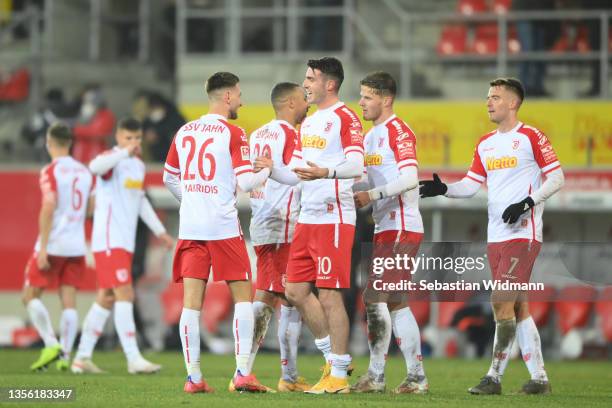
[
  {"x1": 351, "y1": 71, "x2": 428, "y2": 395},
  {"x1": 163, "y1": 72, "x2": 273, "y2": 394},
  {"x1": 420, "y1": 78, "x2": 564, "y2": 395}
]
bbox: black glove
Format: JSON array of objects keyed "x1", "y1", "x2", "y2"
[
  {"x1": 502, "y1": 197, "x2": 535, "y2": 224},
  {"x1": 419, "y1": 173, "x2": 448, "y2": 198}
]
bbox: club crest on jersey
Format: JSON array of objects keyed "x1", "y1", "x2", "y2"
[
  {"x1": 241, "y1": 146, "x2": 250, "y2": 161},
  {"x1": 365, "y1": 153, "x2": 383, "y2": 166},
  {"x1": 486, "y1": 156, "x2": 518, "y2": 171},
  {"x1": 302, "y1": 135, "x2": 327, "y2": 149},
  {"x1": 116, "y1": 268, "x2": 129, "y2": 283},
  {"x1": 512, "y1": 140, "x2": 520, "y2": 149},
  {"x1": 123, "y1": 178, "x2": 143, "y2": 189},
  {"x1": 327, "y1": 203, "x2": 334, "y2": 213},
  {"x1": 324, "y1": 122, "x2": 333, "y2": 132}
]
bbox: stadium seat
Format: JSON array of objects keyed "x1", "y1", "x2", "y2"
[
  {"x1": 554, "y1": 285, "x2": 597, "y2": 335},
  {"x1": 457, "y1": 0, "x2": 487, "y2": 15},
  {"x1": 408, "y1": 300, "x2": 431, "y2": 327},
  {"x1": 438, "y1": 301, "x2": 466, "y2": 328},
  {"x1": 528, "y1": 286, "x2": 556, "y2": 327},
  {"x1": 471, "y1": 23, "x2": 521, "y2": 54},
  {"x1": 492, "y1": 0, "x2": 512, "y2": 14},
  {"x1": 595, "y1": 286, "x2": 612, "y2": 342},
  {"x1": 200, "y1": 282, "x2": 233, "y2": 333},
  {"x1": 437, "y1": 24, "x2": 468, "y2": 55},
  {"x1": 0, "y1": 67, "x2": 30, "y2": 102}
]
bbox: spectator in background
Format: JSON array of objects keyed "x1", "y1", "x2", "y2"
[
  {"x1": 72, "y1": 85, "x2": 116, "y2": 164},
  {"x1": 142, "y1": 92, "x2": 185, "y2": 162},
  {"x1": 21, "y1": 89, "x2": 76, "y2": 161},
  {"x1": 513, "y1": 0, "x2": 557, "y2": 97}
]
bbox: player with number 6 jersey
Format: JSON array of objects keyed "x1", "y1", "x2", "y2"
[
  {"x1": 163, "y1": 72, "x2": 273, "y2": 394},
  {"x1": 23, "y1": 123, "x2": 94, "y2": 372}
]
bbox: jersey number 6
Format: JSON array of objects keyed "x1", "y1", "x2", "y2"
[{"x1": 183, "y1": 136, "x2": 216, "y2": 181}]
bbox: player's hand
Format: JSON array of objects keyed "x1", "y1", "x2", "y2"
[
  {"x1": 293, "y1": 161, "x2": 329, "y2": 181},
  {"x1": 353, "y1": 191, "x2": 371, "y2": 208},
  {"x1": 158, "y1": 233, "x2": 175, "y2": 250},
  {"x1": 502, "y1": 197, "x2": 535, "y2": 224},
  {"x1": 419, "y1": 173, "x2": 448, "y2": 198},
  {"x1": 254, "y1": 156, "x2": 273, "y2": 172},
  {"x1": 37, "y1": 250, "x2": 50, "y2": 270},
  {"x1": 126, "y1": 143, "x2": 141, "y2": 157}
]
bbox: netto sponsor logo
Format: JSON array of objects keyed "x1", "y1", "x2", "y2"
[{"x1": 486, "y1": 156, "x2": 518, "y2": 170}]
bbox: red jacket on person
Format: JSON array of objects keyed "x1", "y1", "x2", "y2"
[{"x1": 72, "y1": 108, "x2": 116, "y2": 164}]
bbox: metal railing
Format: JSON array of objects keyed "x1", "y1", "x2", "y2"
[{"x1": 175, "y1": 1, "x2": 611, "y2": 99}]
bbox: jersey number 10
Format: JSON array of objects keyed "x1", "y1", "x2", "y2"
[{"x1": 182, "y1": 136, "x2": 216, "y2": 181}]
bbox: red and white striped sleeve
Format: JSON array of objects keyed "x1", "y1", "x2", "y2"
[
  {"x1": 520, "y1": 126, "x2": 561, "y2": 175},
  {"x1": 387, "y1": 118, "x2": 418, "y2": 172},
  {"x1": 164, "y1": 134, "x2": 181, "y2": 177}
]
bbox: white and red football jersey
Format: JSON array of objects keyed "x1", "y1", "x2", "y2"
[
  {"x1": 467, "y1": 122, "x2": 561, "y2": 243},
  {"x1": 364, "y1": 114, "x2": 423, "y2": 234},
  {"x1": 298, "y1": 101, "x2": 364, "y2": 225},
  {"x1": 249, "y1": 120, "x2": 301, "y2": 245},
  {"x1": 35, "y1": 156, "x2": 94, "y2": 256},
  {"x1": 164, "y1": 114, "x2": 254, "y2": 240},
  {"x1": 91, "y1": 147, "x2": 146, "y2": 253}
]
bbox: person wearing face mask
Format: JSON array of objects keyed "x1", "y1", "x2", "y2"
[
  {"x1": 142, "y1": 93, "x2": 186, "y2": 162},
  {"x1": 72, "y1": 86, "x2": 116, "y2": 164}
]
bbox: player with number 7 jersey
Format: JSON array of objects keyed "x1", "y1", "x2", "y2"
[{"x1": 163, "y1": 72, "x2": 272, "y2": 394}]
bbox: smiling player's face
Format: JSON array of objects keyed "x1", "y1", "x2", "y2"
[{"x1": 303, "y1": 67, "x2": 327, "y2": 106}]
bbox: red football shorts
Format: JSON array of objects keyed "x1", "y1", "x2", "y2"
[
  {"x1": 286, "y1": 223, "x2": 355, "y2": 289},
  {"x1": 487, "y1": 239, "x2": 542, "y2": 285},
  {"x1": 24, "y1": 253, "x2": 85, "y2": 289},
  {"x1": 94, "y1": 249, "x2": 133, "y2": 289},
  {"x1": 368, "y1": 230, "x2": 423, "y2": 291},
  {"x1": 255, "y1": 243, "x2": 291, "y2": 293},
  {"x1": 173, "y1": 237, "x2": 252, "y2": 283}
]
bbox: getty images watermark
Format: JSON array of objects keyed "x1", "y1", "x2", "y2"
[{"x1": 370, "y1": 252, "x2": 544, "y2": 292}]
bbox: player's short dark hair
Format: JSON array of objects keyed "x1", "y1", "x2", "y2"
[
  {"x1": 306, "y1": 57, "x2": 344, "y2": 92},
  {"x1": 360, "y1": 71, "x2": 397, "y2": 97},
  {"x1": 118, "y1": 117, "x2": 142, "y2": 132},
  {"x1": 47, "y1": 122, "x2": 72, "y2": 147},
  {"x1": 206, "y1": 72, "x2": 240, "y2": 94},
  {"x1": 490, "y1": 77, "x2": 525, "y2": 103},
  {"x1": 270, "y1": 82, "x2": 301, "y2": 109}
]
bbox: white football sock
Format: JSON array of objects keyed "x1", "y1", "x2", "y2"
[
  {"x1": 279, "y1": 305, "x2": 302, "y2": 381},
  {"x1": 517, "y1": 316, "x2": 548, "y2": 381},
  {"x1": 76, "y1": 302, "x2": 110, "y2": 360},
  {"x1": 59, "y1": 308, "x2": 78, "y2": 358},
  {"x1": 26, "y1": 298, "x2": 59, "y2": 347},
  {"x1": 233, "y1": 302, "x2": 254, "y2": 376},
  {"x1": 314, "y1": 335, "x2": 331, "y2": 362},
  {"x1": 180, "y1": 308, "x2": 202, "y2": 383},
  {"x1": 114, "y1": 301, "x2": 142, "y2": 363},
  {"x1": 391, "y1": 307, "x2": 426, "y2": 378},
  {"x1": 487, "y1": 318, "x2": 516, "y2": 382},
  {"x1": 330, "y1": 353, "x2": 352, "y2": 379},
  {"x1": 366, "y1": 303, "x2": 391, "y2": 378},
  {"x1": 247, "y1": 301, "x2": 274, "y2": 374}
]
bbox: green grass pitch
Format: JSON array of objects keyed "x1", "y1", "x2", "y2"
[{"x1": 0, "y1": 349, "x2": 610, "y2": 407}]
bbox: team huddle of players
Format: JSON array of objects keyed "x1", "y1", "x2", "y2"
[{"x1": 23, "y1": 56, "x2": 564, "y2": 397}]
